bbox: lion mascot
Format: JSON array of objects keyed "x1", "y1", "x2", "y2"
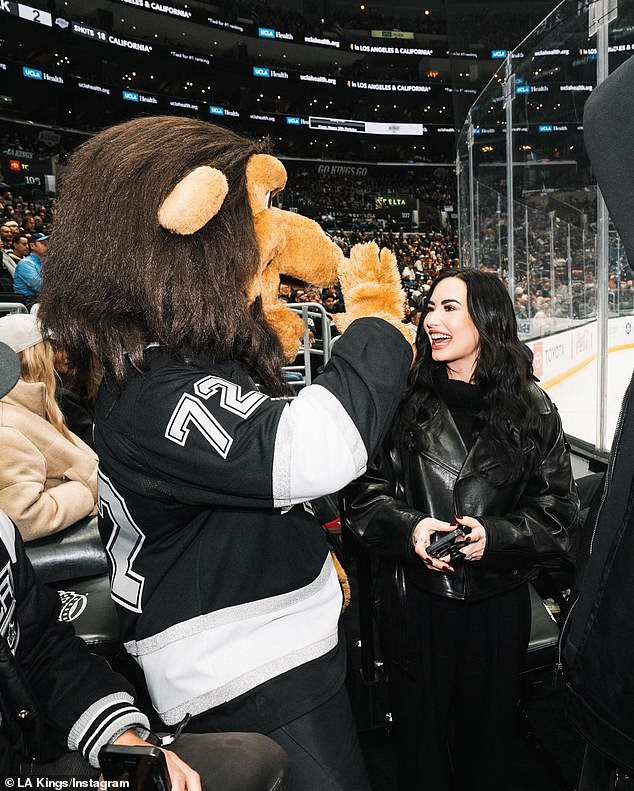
[{"x1": 38, "y1": 116, "x2": 413, "y2": 790}]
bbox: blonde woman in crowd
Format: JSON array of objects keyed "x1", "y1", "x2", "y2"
[{"x1": 0, "y1": 313, "x2": 98, "y2": 540}]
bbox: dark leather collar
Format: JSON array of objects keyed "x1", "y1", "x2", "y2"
[{"x1": 415, "y1": 399, "x2": 536, "y2": 481}]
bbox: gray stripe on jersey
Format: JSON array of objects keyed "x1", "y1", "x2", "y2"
[
  {"x1": 158, "y1": 632, "x2": 339, "y2": 725},
  {"x1": 124, "y1": 557, "x2": 342, "y2": 724},
  {"x1": 271, "y1": 400, "x2": 293, "y2": 507},
  {"x1": 271, "y1": 383, "x2": 367, "y2": 508},
  {"x1": 125, "y1": 556, "x2": 334, "y2": 655}
]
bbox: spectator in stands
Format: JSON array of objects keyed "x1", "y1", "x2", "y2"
[
  {"x1": 13, "y1": 231, "x2": 47, "y2": 306},
  {"x1": 321, "y1": 292, "x2": 339, "y2": 317},
  {"x1": 343, "y1": 269, "x2": 578, "y2": 791},
  {"x1": 532, "y1": 295, "x2": 551, "y2": 336},
  {"x1": 21, "y1": 213, "x2": 35, "y2": 234},
  {"x1": 9, "y1": 234, "x2": 29, "y2": 265},
  {"x1": 3, "y1": 220, "x2": 20, "y2": 239},
  {"x1": 0, "y1": 224, "x2": 15, "y2": 286},
  {"x1": 401, "y1": 262, "x2": 416, "y2": 285},
  {"x1": 0, "y1": 223, "x2": 12, "y2": 250},
  {"x1": 278, "y1": 282, "x2": 292, "y2": 303},
  {"x1": 409, "y1": 305, "x2": 422, "y2": 327},
  {"x1": 515, "y1": 288, "x2": 529, "y2": 319},
  {"x1": 0, "y1": 313, "x2": 98, "y2": 541}
]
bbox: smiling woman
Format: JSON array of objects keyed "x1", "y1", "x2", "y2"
[
  {"x1": 342, "y1": 268, "x2": 579, "y2": 791},
  {"x1": 423, "y1": 276, "x2": 480, "y2": 381}
]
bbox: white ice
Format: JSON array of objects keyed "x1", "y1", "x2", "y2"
[{"x1": 545, "y1": 348, "x2": 634, "y2": 451}]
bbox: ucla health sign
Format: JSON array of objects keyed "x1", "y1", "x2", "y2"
[
  {"x1": 256, "y1": 25, "x2": 293, "y2": 41},
  {"x1": 491, "y1": 49, "x2": 507, "y2": 59},
  {"x1": 253, "y1": 66, "x2": 270, "y2": 78}
]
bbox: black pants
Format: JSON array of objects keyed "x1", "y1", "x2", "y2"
[
  {"x1": 265, "y1": 684, "x2": 370, "y2": 791},
  {"x1": 21, "y1": 732, "x2": 290, "y2": 791},
  {"x1": 386, "y1": 583, "x2": 531, "y2": 791}
]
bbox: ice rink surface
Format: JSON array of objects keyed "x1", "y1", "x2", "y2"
[{"x1": 545, "y1": 347, "x2": 634, "y2": 449}]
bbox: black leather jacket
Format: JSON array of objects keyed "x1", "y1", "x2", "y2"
[{"x1": 342, "y1": 383, "x2": 579, "y2": 603}]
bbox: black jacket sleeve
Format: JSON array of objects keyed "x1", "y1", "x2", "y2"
[
  {"x1": 479, "y1": 407, "x2": 578, "y2": 569},
  {"x1": 342, "y1": 445, "x2": 427, "y2": 560},
  {"x1": 12, "y1": 525, "x2": 150, "y2": 767}
]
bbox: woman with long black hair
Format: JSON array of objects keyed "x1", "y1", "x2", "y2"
[{"x1": 343, "y1": 269, "x2": 578, "y2": 791}]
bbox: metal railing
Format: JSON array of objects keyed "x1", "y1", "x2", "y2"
[{"x1": 283, "y1": 302, "x2": 335, "y2": 389}]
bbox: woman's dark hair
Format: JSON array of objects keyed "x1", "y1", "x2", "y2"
[
  {"x1": 392, "y1": 268, "x2": 538, "y2": 485},
  {"x1": 38, "y1": 116, "x2": 289, "y2": 396}
]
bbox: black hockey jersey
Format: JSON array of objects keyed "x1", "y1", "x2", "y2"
[{"x1": 95, "y1": 317, "x2": 411, "y2": 729}]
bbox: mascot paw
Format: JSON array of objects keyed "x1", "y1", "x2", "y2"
[{"x1": 334, "y1": 242, "x2": 415, "y2": 343}]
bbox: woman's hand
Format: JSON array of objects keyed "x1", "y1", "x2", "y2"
[
  {"x1": 455, "y1": 515, "x2": 487, "y2": 561},
  {"x1": 412, "y1": 517, "x2": 458, "y2": 573}
]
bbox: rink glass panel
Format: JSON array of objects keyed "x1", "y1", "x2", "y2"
[{"x1": 457, "y1": 0, "x2": 634, "y2": 452}]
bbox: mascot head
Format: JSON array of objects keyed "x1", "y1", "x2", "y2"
[{"x1": 38, "y1": 116, "x2": 343, "y2": 395}]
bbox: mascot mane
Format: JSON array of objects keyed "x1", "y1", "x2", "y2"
[
  {"x1": 39, "y1": 116, "x2": 290, "y2": 395},
  {"x1": 39, "y1": 115, "x2": 411, "y2": 399}
]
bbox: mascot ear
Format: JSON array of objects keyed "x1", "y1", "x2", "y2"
[
  {"x1": 158, "y1": 166, "x2": 229, "y2": 234},
  {"x1": 246, "y1": 154, "x2": 287, "y2": 215}
]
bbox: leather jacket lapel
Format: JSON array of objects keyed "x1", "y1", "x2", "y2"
[{"x1": 415, "y1": 402, "x2": 467, "y2": 476}]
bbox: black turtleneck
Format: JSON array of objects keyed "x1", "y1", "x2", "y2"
[{"x1": 434, "y1": 366, "x2": 484, "y2": 451}]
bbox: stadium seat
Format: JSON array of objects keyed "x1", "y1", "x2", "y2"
[
  {"x1": 25, "y1": 514, "x2": 107, "y2": 584},
  {"x1": 55, "y1": 574, "x2": 121, "y2": 660},
  {"x1": 25, "y1": 516, "x2": 120, "y2": 660},
  {"x1": 522, "y1": 583, "x2": 560, "y2": 674},
  {"x1": 531, "y1": 471, "x2": 604, "y2": 623}
]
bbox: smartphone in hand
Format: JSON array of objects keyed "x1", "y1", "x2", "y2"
[
  {"x1": 426, "y1": 526, "x2": 466, "y2": 559},
  {"x1": 99, "y1": 744, "x2": 172, "y2": 791}
]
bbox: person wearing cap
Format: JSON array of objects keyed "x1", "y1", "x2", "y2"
[
  {"x1": 13, "y1": 231, "x2": 48, "y2": 306},
  {"x1": 0, "y1": 313, "x2": 99, "y2": 541}
]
